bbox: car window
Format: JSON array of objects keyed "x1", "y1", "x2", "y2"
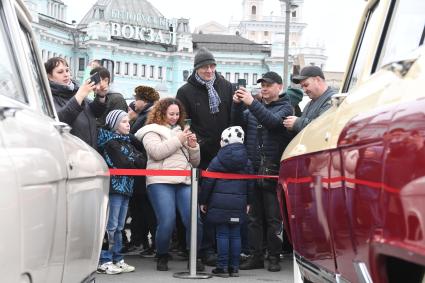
[
  {"x1": 0, "y1": 8, "x2": 26, "y2": 103},
  {"x1": 376, "y1": 0, "x2": 425, "y2": 68},
  {"x1": 18, "y1": 24, "x2": 54, "y2": 117},
  {"x1": 343, "y1": 1, "x2": 380, "y2": 93}
]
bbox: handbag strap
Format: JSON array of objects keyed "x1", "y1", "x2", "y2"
[{"x1": 257, "y1": 123, "x2": 266, "y2": 161}]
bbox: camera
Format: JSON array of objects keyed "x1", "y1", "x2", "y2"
[{"x1": 89, "y1": 72, "x2": 101, "y2": 85}]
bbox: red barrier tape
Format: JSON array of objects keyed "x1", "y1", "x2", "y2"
[
  {"x1": 108, "y1": 168, "x2": 278, "y2": 180},
  {"x1": 109, "y1": 169, "x2": 190, "y2": 177}
]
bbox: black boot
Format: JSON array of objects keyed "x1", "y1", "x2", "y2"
[
  {"x1": 228, "y1": 266, "x2": 239, "y2": 277},
  {"x1": 211, "y1": 267, "x2": 229, "y2": 278},
  {"x1": 239, "y1": 255, "x2": 264, "y2": 270},
  {"x1": 268, "y1": 255, "x2": 281, "y2": 272},
  {"x1": 157, "y1": 254, "x2": 169, "y2": 271}
]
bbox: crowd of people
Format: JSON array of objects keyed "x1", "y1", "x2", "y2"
[{"x1": 44, "y1": 46, "x2": 335, "y2": 277}]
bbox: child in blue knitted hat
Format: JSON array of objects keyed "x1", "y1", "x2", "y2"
[{"x1": 96, "y1": 109, "x2": 146, "y2": 275}]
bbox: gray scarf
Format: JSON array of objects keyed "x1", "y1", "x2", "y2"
[{"x1": 194, "y1": 72, "x2": 221, "y2": 114}]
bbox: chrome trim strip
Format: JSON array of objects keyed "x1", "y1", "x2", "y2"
[{"x1": 354, "y1": 261, "x2": 373, "y2": 283}]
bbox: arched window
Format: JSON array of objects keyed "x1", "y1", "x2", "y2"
[{"x1": 251, "y1": 6, "x2": 256, "y2": 15}]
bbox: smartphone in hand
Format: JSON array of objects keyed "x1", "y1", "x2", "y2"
[
  {"x1": 89, "y1": 72, "x2": 101, "y2": 85},
  {"x1": 184, "y1": 118, "x2": 192, "y2": 128},
  {"x1": 237, "y1": 79, "x2": 247, "y2": 89}
]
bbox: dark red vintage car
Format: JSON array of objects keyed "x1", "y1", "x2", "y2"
[{"x1": 278, "y1": 0, "x2": 425, "y2": 282}]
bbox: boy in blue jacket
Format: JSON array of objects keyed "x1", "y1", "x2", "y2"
[
  {"x1": 97, "y1": 110, "x2": 146, "y2": 275},
  {"x1": 199, "y1": 126, "x2": 255, "y2": 277}
]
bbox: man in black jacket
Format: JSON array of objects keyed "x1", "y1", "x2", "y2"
[
  {"x1": 176, "y1": 47, "x2": 234, "y2": 169},
  {"x1": 176, "y1": 47, "x2": 234, "y2": 266},
  {"x1": 232, "y1": 71, "x2": 293, "y2": 272}
]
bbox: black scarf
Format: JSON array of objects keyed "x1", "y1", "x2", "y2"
[{"x1": 49, "y1": 80, "x2": 80, "y2": 99}]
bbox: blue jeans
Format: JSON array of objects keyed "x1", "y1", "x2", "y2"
[
  {"x1": 100, "y1": 194, "x2": 130, "y2": 264},
  {"x1": 147, "y1": 183, "x2": 202, "y2": 255},
  {"x1": 216, "y1": 223, "x2": 241, "y2": 270}
]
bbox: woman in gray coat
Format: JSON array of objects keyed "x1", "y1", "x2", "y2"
[{"x1": 45, "y1": 57, "x2": 106, "y2": 149}]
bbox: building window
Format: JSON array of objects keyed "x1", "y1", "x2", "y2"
[
  {"x1": 99, "y1": 9, "x2": 104, "y2": 19},
  {"x1": 124, "y1": 62, "x2": 129, "y2": 75},
  {"x1": 133, "y1": 63, "x2": 138, "y2": 76},
  {"x1": 116, "y1": 61, "x2": 121, "y2": 75},
  {"x1": 244, "y1": 73, "x2": 249, "y2": 82},
  {"x1": 150, "y1": 65, "x2": 154, "y2": 78},
  {"x1": 264, "y1": 31, "x2": 269, "y2": 36},
  {"x1": 225, "y1": 72, "x2": 231, "y2": 81},
  {"x1": 141, "y1": 64, "x2": 146, "y2": 77},
  {"x1": 234, "y1": 73, "x2": 239, "y2": 82},
  {"x1": 292, "y1": 10, "x2": 297, "y2": 18},
  {"x1": 78, "y1": 57, "x2": 85, "y2": 71},
  {"x1": 252, "y1": 73, "x2": 258, "y2": 85},
  {"x1": 158, "y1": 66, "x2": 163, "y2": 79},
  {"x1": 251, "y1": 5, "x2": 256, "y2": 15}
]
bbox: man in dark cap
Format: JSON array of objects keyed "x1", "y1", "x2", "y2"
[
  {"x1": 233, "y1": 71, "x2": 293, "y2": 272},
  {"x1": 283, "y1": 66, "x2": 336, "y2": 133},
  {"x1": 176, "y1": 47, "x2": 234, "y2": 266}
]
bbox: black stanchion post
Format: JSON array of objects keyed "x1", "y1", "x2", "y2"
[{"x1": 173, "y1": 168, "x2": 211, "y2": 279}]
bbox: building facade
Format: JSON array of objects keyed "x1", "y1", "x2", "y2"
[
  {"x1": 197, "y1": 0, "x2": 327, "y2": 75},
  {"x1": 25, "y1": 0, "x2": 326, "y2": 98}
]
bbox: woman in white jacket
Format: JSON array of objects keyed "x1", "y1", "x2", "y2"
[{"x1": 135, "y1": 98, "x2": 201, "y2": 271}]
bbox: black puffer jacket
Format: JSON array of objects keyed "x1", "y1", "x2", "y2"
[
  {"x1": 199, "y1": 143, "x2": 255, "y2": 225},
  {"x1": 232, "y1": 94, "x2": 293, "y2": 170},
  {"x1": 176, "y1": 71, "x2": 234, "y2": 169},
  {"x1": 130, "y1": 102, "x2": 153, "y2": 134},
  {"x1": 50, "y1": 80, "x2": 106, "y2": 149},
  {"x1": 96, "y1": 92, "x2": 128, "y2": 127}
]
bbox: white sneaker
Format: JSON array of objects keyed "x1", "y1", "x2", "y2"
[
  {"x1": 97, "y1": 261, "x2": 122, "y2": 275},
  {"x1": 115, "y1": 260, "x2": 135, "y2": 273}
]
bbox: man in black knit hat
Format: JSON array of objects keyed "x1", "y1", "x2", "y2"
[
  {"x1": 177, "y1": 47, "x2": 234, "y2": 169},
  {"x1": 176, "y1": 47, "x2": 234, "y2": 266}
]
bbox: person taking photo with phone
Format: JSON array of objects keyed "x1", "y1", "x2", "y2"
[
  {"x1": 45, "y1": 57, "x2": 107, "y2": 150},
  {"x1": 232, "y1": 71, "x2": 293, "y2": 272},
  {"x1": 135, "y1": 98, "x2": 204, "y2": 272},
  {"x1": 89, "y1": 67, "x2": 128, "y2": 127}
]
